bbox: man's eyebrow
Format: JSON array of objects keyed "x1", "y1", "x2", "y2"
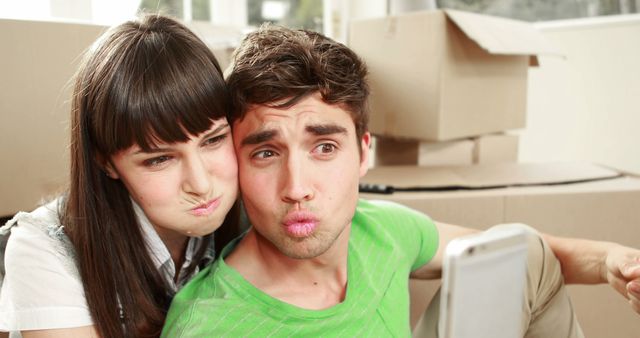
[
  {"x1": 241, "y1": 129, "x2": 278, "y2": 146},
  {"x1": 305, "y1": 124, "x2": 348, "y2": 136}
]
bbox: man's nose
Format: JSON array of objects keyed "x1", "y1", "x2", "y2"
[{"x1": 281, "y1": 153, "x2": 313, "y2": 203}]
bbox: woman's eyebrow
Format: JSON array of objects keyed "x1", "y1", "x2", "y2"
[{"x1": 134, "y1": 123, "x2": 230, "y2": 154}]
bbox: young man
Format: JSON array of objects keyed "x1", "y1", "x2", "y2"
[{"x1": 162, "y1": 26, "x2": 640, "y2": 337}]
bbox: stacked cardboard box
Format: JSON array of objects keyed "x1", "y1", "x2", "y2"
[
  {"x1": 374, "y1": 132, "x2": 519, "y2": 166},
  {"x1": 350, "y1": 9, "x2": 560, "y2": 167}
]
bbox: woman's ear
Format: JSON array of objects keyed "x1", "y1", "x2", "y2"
[
  {"x1": 96, "y1": 153, "x2": 119, "y2": 179},
  {"x1": 104, "y1": 162, "x2": 119, "y2": 179}
]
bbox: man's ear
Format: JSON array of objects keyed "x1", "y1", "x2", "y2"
[{"x1": 358, "y1": 132, "x2": 371, "y2": 178}]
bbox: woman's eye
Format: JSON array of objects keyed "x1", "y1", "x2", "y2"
[
  {"x1": 143, "y1": 155, "x2": 171, "y2": 167},
  {"x1": 203, "y1": 134, "x2": 227, "y2": 146}
]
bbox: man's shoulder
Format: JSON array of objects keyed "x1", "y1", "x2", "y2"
[
  {"x1": 173, "y1": 259, "x2": 225, "y2": 302},
  {"x1": 355, "y1": 198, "x2": 428, "y2": 222},
  {"x1": 164, "y1": 258, "x2": 281, "y2": 337},
  {"x1": 352, "y1": 198, "x2": 436, "y2": 247},
  {"x1": 165, "y1": 259, "x2": 248, "y2": 336}
]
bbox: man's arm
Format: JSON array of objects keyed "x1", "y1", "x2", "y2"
[
  {"x1": 543, "y1": 234, "x2": 640, "y2": 313},
  {"x1": 409, "y1": 221, "x2": 477, "y2": 279},
  {"x1": 409, "y1": 219, "x2": 640, "y2": 315}
]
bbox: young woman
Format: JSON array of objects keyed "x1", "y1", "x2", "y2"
[{"x1": 0, "y1": 14, "x2": 239, "y2": 338}]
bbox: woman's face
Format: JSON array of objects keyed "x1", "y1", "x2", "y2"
[{"x1": 106, "y1": 118, "x2": 238, "y2": 240}]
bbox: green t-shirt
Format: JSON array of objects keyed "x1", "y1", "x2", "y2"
[{"x1": 162, "y1": 199, "x2": 439, "y2": 337}]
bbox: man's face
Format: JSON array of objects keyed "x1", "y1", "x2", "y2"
[{"x1": 233, "y1": 93, "x2": 370, "y2": 259}]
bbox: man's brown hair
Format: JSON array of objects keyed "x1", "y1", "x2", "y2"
[{"x1": 227, "y1": 25, "x2": 370, "y2": 140}]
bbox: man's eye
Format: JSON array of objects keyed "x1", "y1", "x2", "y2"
[
  {"x1": 252, "y1": 150, "x2": 276, "y2": 159},
  {"x1": 143, "y1": 155, "x2": 171, "y2": 167},
  {"x1": 314, "y1": 143, "x2": 336, "y2": 154}
]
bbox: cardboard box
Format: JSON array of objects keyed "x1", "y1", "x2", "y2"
[
  {"x1": 360, "y1": 162, "x2": 640, "y2": 338},
  {"x1": 349, "y1": 10, "x2": 559, "y2": 141},
  {"x1": 473, "y1": 132, "x2": 519, "y2": 164},
  {"x1": 374, "y1": 136, "x2": 474, "y2": 166},
  {"x1": 0, "y1": 19, "x2": 106, "y2": 217},
  {"x1": 374, "y1": 132, "x2": 518, "y2": 166}
]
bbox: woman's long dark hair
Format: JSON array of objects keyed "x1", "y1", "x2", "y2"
[{"x1": 61, "y1": 14, "x2": 239, "y2": 337}]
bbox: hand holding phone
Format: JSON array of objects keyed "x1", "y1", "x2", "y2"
[{"x1": 439, "y1": 226, "x2": 529, "y2": 338}]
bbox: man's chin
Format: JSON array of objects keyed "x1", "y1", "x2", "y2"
[{"x1": 278, "y1": 239, "x2": 333, "y2": 260}]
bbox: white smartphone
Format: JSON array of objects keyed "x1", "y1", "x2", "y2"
[{"x1": 438, "y1": 226, "x2": 529, "y2": 338}]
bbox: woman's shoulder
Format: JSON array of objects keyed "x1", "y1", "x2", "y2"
[
  {"x1": 1, "y1": 199, "x2": 64, "y2": 235},
  {"x1": 1, "y1": 198, "x2": 78, "y2": 277},
  {"x1": 0, "y1": 199, "x2": 92, "y2": 332}
]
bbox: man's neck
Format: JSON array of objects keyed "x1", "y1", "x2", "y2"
[{"x1": 225, "y1": 226, "x2": 351, "y2": 310}]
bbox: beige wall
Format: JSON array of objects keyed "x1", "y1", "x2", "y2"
[
  {"x1": 522, "y1": 14, "x2": 640, "y2": 174},
  {"x1": 0, "y1": 19, "x2": 106, "y2": 216}
]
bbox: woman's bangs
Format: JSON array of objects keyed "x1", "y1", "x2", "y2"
[
  {"x1": 130, "y1": 93, "x2": 217, "y2": 152},
  {"x1": 106, "y1": 37, "x2": 229, "y2": 153}
]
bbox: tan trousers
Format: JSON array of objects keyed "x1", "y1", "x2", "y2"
[{"x1": 413, "y1": 224, "x2": 585, "y2": 338}]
